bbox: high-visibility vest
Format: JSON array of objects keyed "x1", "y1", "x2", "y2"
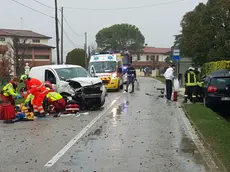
[
  {"x1": 2, "y1": 83, "x2": 17, "y2": 97},
  {"x1": 24, "y1": 93, "x2": 34, "y2": 104},
  {"x1": 46, "y1": 92, "x2": 63, "y2": 102},
  {"x1": 185, "y1": 71, "x2": 197, "y2": 86}
]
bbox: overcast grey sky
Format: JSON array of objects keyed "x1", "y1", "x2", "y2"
[{"x1": 1, "y1": 0, "x2": 207, "y2": 60}]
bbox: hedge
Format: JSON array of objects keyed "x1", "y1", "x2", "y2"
[{"x1": 202, "y1": 60, "x2": 230, "y2": 76}]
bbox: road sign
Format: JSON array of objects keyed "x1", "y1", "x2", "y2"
[
  {"x1": 172, "y1": 49, "x2": 180, "y2": 61},
  {"x1": 172, "y1": 55, "x2": 180, "y2": 61},
  {"x1": 173, "y1": 49, "x2": 180, "y2": 56}
]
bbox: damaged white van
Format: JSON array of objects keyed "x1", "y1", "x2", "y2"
[{"x1": 29, "y1": 64, "x2": 107, "y2": 110}]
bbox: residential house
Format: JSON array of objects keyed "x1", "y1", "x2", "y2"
[
  {"x1": 0, "y1": 29, "x2": 55, "y2": 76},
  {"x1": 132, "y1": 47, "x2": 171, "y2": 70}
]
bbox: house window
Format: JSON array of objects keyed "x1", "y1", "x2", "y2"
[
  {"x1": 156, "y1": 55, "x2": 159, "y2": 61},
  {"x1": 146, "y1": 55, "x2": 149, "y2": 61},
  {"x1": 137, "y1": 54, "x2": 140, "y2": 60},
  {"x1": 32, "y1": 39, "x2": 40, "y2": 43},
  {"x1": 24, "y1": 55, "x2": 32, "y2": 59},
  {"x1": 35, "y1": 55, "x2": 49, "y2": 59},
  {"x1": 151, "y1": 55, "x2": 155, "y2": 61},
  {"x1": 0, "y1": 37, "x2": 5, "y2": 42}
]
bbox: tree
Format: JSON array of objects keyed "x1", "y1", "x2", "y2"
[
  {"x1": 88, "y1": 43, "x2": 99, "y2": 57},
  {"x1": 180, "y1": 0, "x2": 230, "y2": 65},
  {"x1": 66, "y1": 48, "x2": 88, "y2": 68},
  {"x1": 95, "y1": 23, "x2": 145, "y2": 52},
  {"x1": 0, "y1": 46, "x2": 13, "y2": 84},
  {"x1": 8, "y1": 36, "x2": 28, "y2": 75}
]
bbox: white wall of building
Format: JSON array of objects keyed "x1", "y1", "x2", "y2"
[{"x1": 132, "y1": 53, "x2": 169, "y2": 62}]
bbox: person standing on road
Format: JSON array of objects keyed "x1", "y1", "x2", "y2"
[
  {"x1": 125, "y1": 63, "x2": 136, "y2": 93},
  {"x1": 183, "y1": 67, "x2": 197, "y2": 103},
  {"x1": 1, "y1": 77, "x2": 21, "y2": 105},
  {"x1": 164, "y1": 64, "x2": 176, "y2": 101}
]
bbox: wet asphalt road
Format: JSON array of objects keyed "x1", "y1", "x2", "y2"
[{"x1": 0, "y1": 77, "x2": 212, "y2": 172}]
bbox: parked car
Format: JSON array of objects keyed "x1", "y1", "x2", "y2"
[
  {"x1": 203, "y1": 69, "x2": 230, "y2": 107},
  {"x1": 29, "y1": 65, "x2": 107, "y2": 110}
]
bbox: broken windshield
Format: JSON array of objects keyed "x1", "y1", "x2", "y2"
[{"x1": 55, "y1": 67, "x2": 90, "y2": 80}]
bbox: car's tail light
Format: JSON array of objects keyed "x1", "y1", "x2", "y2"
[{"x1": 208, "y1": 86, "x2": 217, "y2": 93}]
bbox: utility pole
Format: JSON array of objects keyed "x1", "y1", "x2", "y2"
[
  {"x1": 84, "y1": 32, "x2": 87, "y2": 69},
  {"x1": 55, "y1": 0, "x2": 60, "y2": 64},
  {"x1": 61, "y1": 7, "x2": 64, "y2": 64},
  {"x1": 88, "y1": 45, "x2": 91, "y2": 58}
]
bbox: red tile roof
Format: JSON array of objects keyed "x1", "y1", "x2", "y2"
[
  {"x1": 143, "y1": 47, "x2": 171, "y2": 54},
  {"x1": 0, "y1": 29, "x2": 52, "y2": 39}
]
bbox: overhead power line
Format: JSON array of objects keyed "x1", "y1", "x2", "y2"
[
  {"x1": 57, "y1": 20, "x2": 81, "y2": 48},
  {"x1": 63, "y1": 29, "x2": 78, "y2": 48},
  {"x1": 33, "y1": 0, "x2": 55, "y2": 9},
  {"x1": 12, "y1": 0, "x2": 54, "y2": 18},
  {"x1": 63, "y1": 15, "x2": 84, "y2": 37},
  {"x1": 64, "y1": 0, "x2": 188, "y2": 11}
]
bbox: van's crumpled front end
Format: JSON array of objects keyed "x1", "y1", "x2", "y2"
[{"x1": 63, "y1": 77, "x2": 106, "y2": 110}]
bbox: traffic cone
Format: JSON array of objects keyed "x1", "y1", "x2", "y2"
[{"x1": 173, "y1": 91, "x2": 178, "y2": 101}]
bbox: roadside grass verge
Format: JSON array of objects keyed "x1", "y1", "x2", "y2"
[{"x1": 184, "y1": 103, "x2": 230, "y2": 171}]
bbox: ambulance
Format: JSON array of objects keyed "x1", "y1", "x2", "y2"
[{"x1": 88, "y1": 53, "x2": 124, "y2": 91}]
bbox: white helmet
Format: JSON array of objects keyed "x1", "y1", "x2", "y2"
[{"x1": 188, "y1": 67, "x2": 195, "y2": 71}]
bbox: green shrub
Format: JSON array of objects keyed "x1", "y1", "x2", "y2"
[{"x1": 202, "y1": 60, "x2": 230, "y2": 76}]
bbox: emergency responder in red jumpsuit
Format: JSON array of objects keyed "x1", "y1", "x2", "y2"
[
  {"x1": 20, "y1": 75, "x2": 48, "y2": 117},
  {"x1": 1, "y1": 78, "x2": 21, "y2": 105}
]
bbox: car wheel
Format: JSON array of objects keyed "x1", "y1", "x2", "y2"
[{"x1": 203, "y1": 97, "x2": 210, "y2": 107}]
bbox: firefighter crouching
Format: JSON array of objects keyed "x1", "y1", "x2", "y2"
[
  {"x1": 1, "y1": 78, "x2": 22, "y2": 105},
  {"x1": 183, "y1": 67, "x2": 197, "y2": 103},
  {"x1": 20, "y1": 75, "x2": 48, "y2": 118}
]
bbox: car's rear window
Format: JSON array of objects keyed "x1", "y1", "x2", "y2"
[{"x1": 210, "y1": 77, "x2": 230, "y2": 88}]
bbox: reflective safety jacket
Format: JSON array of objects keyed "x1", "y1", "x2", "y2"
[
  {"x1": 2, "y1": 83, "x2": 18, "y2": 97},
  {"x1": 46, "y1": 92, "x2": 63, "y2": 102},
  {"x1": 197, "y1": 81, "x2": 204, "y2": 87},
  {"x1": 184, "y1": 70, "x2": 197, "y2": 86},
  {"x1": 24, "y1": 93, "x2": 34, "y2": 104},
  {"x1": 26, "y1": 78, "x2": 47, "y2": 95},
  {"x1": 24, "y1": 87, "x2": 50, "y2": 104}
]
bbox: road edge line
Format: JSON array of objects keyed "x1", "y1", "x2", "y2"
[{"x1": 44, "y1": 98, "x2": 119, "y2": 168}]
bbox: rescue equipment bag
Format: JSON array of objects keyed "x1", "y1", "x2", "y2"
[{"x1": 0, "y1": 103, "x2": 16, "y2": 120}]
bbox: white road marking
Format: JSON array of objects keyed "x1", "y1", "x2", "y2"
[
  {"x1": 176, "y1": 102, "x2": 220, "y2": 172},
  {"x1": 44, "y1": 98, "x2": 118, "y2": 167}
]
